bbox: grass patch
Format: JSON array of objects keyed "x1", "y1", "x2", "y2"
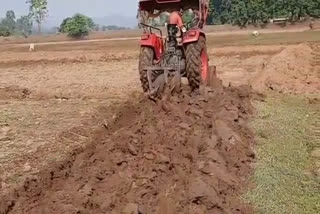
[{"x1": 245, "y1": 94, "x2": 320, "y2": 214}]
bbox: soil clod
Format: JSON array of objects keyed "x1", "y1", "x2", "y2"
[{"x1": 0, "y1": 76, "x2": 255, "y2": 214}]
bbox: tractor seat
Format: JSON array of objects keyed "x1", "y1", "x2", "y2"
[{"x1": 167, "y1": 24, "x2": 183, "y2": 44}]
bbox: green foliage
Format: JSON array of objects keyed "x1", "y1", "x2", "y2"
[
  {"x1": 59, "y1": 17, "x2": 72, "y2": 33},
  {"x1": 86, "y1": 17, "x2": 95, "y2": 29},
  {"x1": 247, "y1": 0, "x2": 269, "y2": 24},
  {"x1": 0, "y1": 10, "x2": 33, "y2": 37},
  {"x1": 231, "y1": 0, "x2": 249, "y2": 27},
  {"x1": 27, "y1": 0, "x2": 48, "y2": 33},
  {"x1": 16, "y1": 15, "x2": 33, "y2": 36},
  {"x1": 208, "y1": 0, "x2": 320, "y2": 26},
  {"x1": 0, "y1": 26, "x2": 11, "y2": 37},
  {"x1": 1, "y1": 10, "x2": 16, "y2": 33},
  {"x1": 63, "y1": 14, "x2": 96, "y2": 38},
  {"x1": 220, "y1": 0, "x2": 233, "y2": 24},
  {"x1": 305, "y1": 0, "x2": 320, "y2": 18}
]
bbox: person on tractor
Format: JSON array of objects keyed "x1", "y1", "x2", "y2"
[
  {"x1": 168, "y1": 8, "x2": 186, "y2": 44},
  {"x1": 169, "y1": 9, "x2": 184, "y2": 28},
  {"x1": 138, "y1": 0, "x2": 210, "y2": 95}
]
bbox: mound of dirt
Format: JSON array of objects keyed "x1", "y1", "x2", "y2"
[
  {"x1": 0, "y1": 81, "x2": 255, "y2": 214},
  {"x1": 0, "y1": 52, "x2": 137, "y2": 68},
  {"x1": 250, "y1": 44, "x2": 319, "y2": 94},
  {"x1": 0, "y1": 86, "x2": 31, "y2": 100}
]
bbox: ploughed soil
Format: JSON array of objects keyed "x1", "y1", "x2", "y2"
[
  {"x1": 0, "y1": 77, "x2": 255, "y2": 214},
  {"x1": 0, "y1": 41, "x2": 319, "y2": 214}
]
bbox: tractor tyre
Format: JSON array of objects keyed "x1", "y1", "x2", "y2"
[
  {"x1": 185, "y1": 36, "x2": 209, "y2": 91},
  {"x1": 139, "y1": 47, "x2": 154, "y2": 92}
]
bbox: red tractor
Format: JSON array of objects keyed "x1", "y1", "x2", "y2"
[{"x1": 138, "y1": 0, "x2": 210, "y2": 96}]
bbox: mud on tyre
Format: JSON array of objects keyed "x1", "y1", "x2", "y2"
[
  {"x1": 185, "y1": 36, "x2": 209, "y2": 91},
  {"x1": 139, "y1": 47, "x2": 154, "y2": 92}
]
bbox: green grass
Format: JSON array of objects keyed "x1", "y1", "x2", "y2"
[{"x1": 245, "y1": 94, "x2": 320, "y2": 214}]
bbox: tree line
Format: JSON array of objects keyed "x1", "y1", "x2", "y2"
[
  {"x1": 0, "y1": 0, "x2": 99, "y2": 38},
  {"x1": 0, "y1": 11, "x2": 32, "y2": 37},
  {"x1": 0, "y1": 0, "x2": 48, "y2": 37},
  {"x1": 0, "y1": 0, "x2": 130, "y2": 38},
  {"x1": 1, "y1": 0, "x2": 319, "y2": 37},
  {"x1": 141, "y1": 0, "x2": 320, "y2": 28},
  {"x1": 207, "y1": 0, "x2": 320, "y2": 26}
]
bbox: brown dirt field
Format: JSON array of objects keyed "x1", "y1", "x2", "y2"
[
  {"x1": 0, "y1": 30, "x2": 142, "y2": 45},
  {"x1": 1, "y1": 19, "x2": 319, "y2": 45},
  {"x1": 0, "y1": 37, "x2": 319, "y2": 213},
  {"x1": 250, "y1": 44, "x2": 320, "y2": 94},
  {"x1": 1, "y1": 82, "x2": 256, "y2": 214}
]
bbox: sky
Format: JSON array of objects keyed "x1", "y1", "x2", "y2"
[{"x1": 0, "y1": 0, "x2": 139, "y2": 26}]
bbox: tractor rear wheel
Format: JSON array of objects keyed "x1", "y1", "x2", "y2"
[
  {"x1": 185, "y1": 36, "x2": 209, "y2": 91},
  {"x1": 139, "y1": 47, "x2": 154, "y2": 92}
]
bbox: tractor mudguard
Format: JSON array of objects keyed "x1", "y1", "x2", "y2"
[
  {"x1": 182, "y1": 29, "x2": 206, "y2": 45},
  {"x1": 140, "y1": 33, "x2": 163, "y2": 60}
]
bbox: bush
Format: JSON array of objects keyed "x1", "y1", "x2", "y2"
[
  {"x1": 63, "y1": 14, "x2": 95, "y2": 38},
  {"x1": 59, "y1": 17, "x2": 72, "y2": 33},
  {"x1": 0, "y1": 26, "x2": 11, "y2": 37}
]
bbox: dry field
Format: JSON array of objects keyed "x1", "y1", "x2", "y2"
[
  {"x1": 1, "y1": 20, "x2": 319, "y2": 45},
  {"x1": 0, "y1": 31, "x2": 319, "y2": 213}
]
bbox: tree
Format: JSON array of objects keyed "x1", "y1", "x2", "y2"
[
  {"x1": 207, "y1": 0, "x2": 319, "y2": 27},
  {"x1": 0, "y1": 26, "x2": 11, "y2": 37},
  {"x1": 305, "y1": 0, "x2": 320, "y2": 17},
  {"x1": 27, "y1": 0, "x2": 48, "y2": 33},
  {"x1": 86, "y1": 17, "x2": 96, "y2": 29},
  {"x1": 5, "y1": 10, "x2": 16, "y2": 20},
  {"x1": 16, "y1": 15, "x2": 33, "y2": 36},
  {"x1": 207, "y1": 0, "x2": 224, "y2": 24},
  {"x1": 59, "y1": 17, "x2": 72, "y2": 33},
  {"x1": 63, "y1": 14, "x2": 96, "y2": 38},
  {"x1": 231, "y1": 0, "x2": 249, "y2": 27},
  {"x1": 220, "y1": 0, "x2": 233, "y2": 24},
  {"x1": 1, "y1": 10, "x2": 16, "y2": 33},
  {"x1": 247, "y1": 0, "x2": 269, "y2": 25}
]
